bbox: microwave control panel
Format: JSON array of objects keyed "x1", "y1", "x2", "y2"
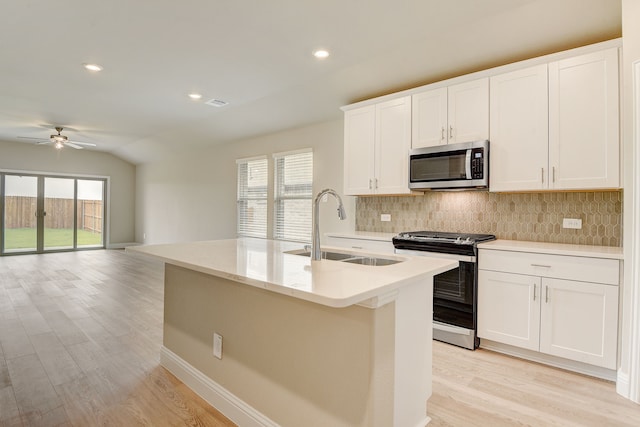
[{"x1": 471, "y1": 148, "x2": 484, "y2": 179}]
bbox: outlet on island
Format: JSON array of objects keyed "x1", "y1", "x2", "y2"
[{"x1": 213, "y1": 332, "x2": 223, "y2": 359}]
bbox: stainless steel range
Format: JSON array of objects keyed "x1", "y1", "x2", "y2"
[{"x1": 392, "y1": 231, "x2": 496, "y2": 350}]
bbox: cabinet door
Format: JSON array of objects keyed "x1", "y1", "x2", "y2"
[
  {"x1": 375, "y1": 96, "x2": 411, "y2": 194},
  {"x1": 411, "y1": 87, "x2": 447, "y2": 148},
  {"x1": 540, "y1": 278, "x2": 618, "y2": 369},
  {"x1": 489, "y1": 64, "x2": 549, "y2": 192},
  {"x1": 478, "y1": 270, "x2": 541, "y2": 351},
  {"x1": 447, "y1": 78, "x2": 489, "y2": 144},
  {"x1": 549, "y1": 48, "x2": 620, "y2": 190},
  {"x1": 344, "y1": 105, "x2": 376, "y2": 195}
]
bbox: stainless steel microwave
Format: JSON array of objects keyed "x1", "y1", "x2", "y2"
[{"x1": 409, "y1": 140, "x2": 489, "y2": 190}]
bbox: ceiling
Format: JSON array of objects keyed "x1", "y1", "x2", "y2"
[{"x1": 0, "y1": 0, "x2": 621, "y2": 164}]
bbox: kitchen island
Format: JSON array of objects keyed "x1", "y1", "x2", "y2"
[{"x1": 127, "y1": 238, "x2": 457, "y2": 427}]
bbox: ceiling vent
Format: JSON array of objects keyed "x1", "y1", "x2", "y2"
[{"x1": 205, "y1": 98, "x2": 229, "y2": 108}]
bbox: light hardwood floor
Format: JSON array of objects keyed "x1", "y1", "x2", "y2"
[{"x1": 0, "y1": 249, "x2": 639, "y2": 426}]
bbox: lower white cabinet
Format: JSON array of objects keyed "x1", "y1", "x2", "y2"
[
  {"x1": 478, "y1": 249, "x2": 619, "y2": 370},
  {"x1": 325, "y1": 233, "x2": 395, "y2": 254}
]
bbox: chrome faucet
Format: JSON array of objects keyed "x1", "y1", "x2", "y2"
[{"x1": 312, "y1": 188, "x2": 347, "y2": 261}]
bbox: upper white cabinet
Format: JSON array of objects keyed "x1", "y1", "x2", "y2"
[
  {"x1": 549, "y1": 48, "x2": 620, "y2": 190},
  {"x1": 490, "y1": 47, "x2": 620, "y2": 192},
  {"x1": 412, "y1": 78, "x2": 489, "y2": 149},
  {"x1": 489, "y1": 64, "x2": 549, "y2": 192},
  {"x1": 343, "y1": 96, "x2": 411, "y2": 195}
]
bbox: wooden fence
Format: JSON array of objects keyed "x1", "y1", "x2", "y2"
[{"x1": 4, "y1": 196, "x2": 102, "y2": 231}]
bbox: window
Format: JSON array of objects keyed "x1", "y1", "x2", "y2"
[
  {"x1": 237, "y1": 156, "x2": 268, "y2": 238},
  {"x1": 273, "y1": 150, "x2": 313, "y2": 242}
]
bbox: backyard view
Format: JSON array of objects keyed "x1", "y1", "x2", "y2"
[{"x1": 2, "y1": 176, "x2": 104, "y2": 252}]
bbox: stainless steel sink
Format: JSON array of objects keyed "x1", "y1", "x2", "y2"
[
  {"x1": 341, "y1": 256, "x2": 401, "y2": 266},
  {"x1": 285, "y1": 249, "x2": 402, "y2": 266}
]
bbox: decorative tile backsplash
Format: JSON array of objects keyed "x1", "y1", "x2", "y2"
[{"x1": 355, "y1": 191, "x2": 622, "y2": 247}]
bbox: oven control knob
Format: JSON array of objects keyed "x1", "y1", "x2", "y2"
[
  {"x1": 465, "y1": 237, "x2": 472, "y2": 244},
  {"x1": 454, "y1": 237, "x2": 462, "y2": 244}
]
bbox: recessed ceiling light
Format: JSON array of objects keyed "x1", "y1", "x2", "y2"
[
  {"x1": 83, "y1": 63, "x2": 103, "y2": 72},
  {"x1": 188, "y1": 93, "x2": 203, "y2": 100},
  {"x1": 313, "y1": 49, "x2": 330, "y2": 59}
]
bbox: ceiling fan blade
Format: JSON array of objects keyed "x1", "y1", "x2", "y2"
[
  {"x1": 65, "y1": 142, "x2": 84, "y2": 149},
  {"x1": 67, "y1": 140, "x2": 97, "y2": 146},
  {"x1": 17, "y1": 136, "x2": 49, "y2": 141}
]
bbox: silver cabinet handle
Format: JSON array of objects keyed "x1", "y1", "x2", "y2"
[
  {"x1": 441, "y1": 127, "x2": 445, "y2": 141},
  {"x1": 533, "y1": 284, "x2": 537, "y2": 301},
  {"x1": 541, "y1": 167, "x2": 544, "y2": 184},
  {"x1": 552, "y1": 166, "x2": 556, "y2": 183},
  {"x1": 369, "y1": 179, "x2": 372, "y2": 190},
  {"x1": 449, "y1": 125, "x2": 453, "y2": 139},
  {"x1": 531, "y1": 264, "x2": 552, "y2": 268},
  {"x1": 545, "y1": 286, "x2": 549, "y2": 303},
  {"x1": 374, "y1": 178, "x2": 378, "y2": 189}
]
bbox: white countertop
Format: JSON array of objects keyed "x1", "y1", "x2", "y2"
[
  {"x1": 478, "y1": 239, "x2": 623, "y2": 260},
  {"x1": 127, "y1": 238, "x2": 457, "y2": 308}
]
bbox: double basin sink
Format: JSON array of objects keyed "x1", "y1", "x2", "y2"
[{"x1": 286, "y1": 248, "x2": 402, "y2": 266}]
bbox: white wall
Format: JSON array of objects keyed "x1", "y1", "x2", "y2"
[
  {"x1": 0, "y1": 140, "x2": 136, "y2": 246},
  {"x1": 135, "y1": 119, "x2": 354, "y2": 244}
]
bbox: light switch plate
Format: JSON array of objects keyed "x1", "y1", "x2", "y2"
[
  {"x1": 562, "y1": 218, "x2": 582, "y2": 229},
  {"x1": 380, "y1": 214, "x2": 391, "y2": 222}
]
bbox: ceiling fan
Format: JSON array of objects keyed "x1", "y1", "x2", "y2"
[{"x1": 18, "y1": 127, "x2": 97, "y2": 150}]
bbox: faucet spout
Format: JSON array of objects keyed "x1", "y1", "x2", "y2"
[{"x1": 312, "y1": 188, "x2": 347, "y2": 261}]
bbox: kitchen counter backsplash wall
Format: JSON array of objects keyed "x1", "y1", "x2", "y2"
[{"x1": 355, "y1": 191, "x2": 622, "y2": 246}]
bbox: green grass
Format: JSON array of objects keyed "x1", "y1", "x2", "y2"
[{"x1": 4, "y1": 228, "x2": 103, "y2": 250}]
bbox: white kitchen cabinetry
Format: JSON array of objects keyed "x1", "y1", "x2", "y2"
[
  {"x1": 549, "y1": 48, "x2": 620, "y2": 189},
  {"x1": 343, "y1": 96, "x2": 411, "y2": 195},
  {"x1": 478, "y1": 249, "x2": 619, "y2": 370},
  {"x1": 325, "y1": 233, "x2": 395, "y2": 254},
  {"x1": 412, "y1": 78, "x2": 489, "y2": 149},
  {"x1": 489, "y1": 48, "x2": 619, "y2": 192},
  {"x1": 489, "y1": 64, "x2": 549, "y2": 191}
]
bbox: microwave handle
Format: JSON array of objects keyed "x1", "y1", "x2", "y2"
[{"x1": 465, "y1": 149, "x2": 472, "y2": 179}]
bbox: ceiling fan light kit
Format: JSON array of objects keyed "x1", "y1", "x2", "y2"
[{"x1": 17, "y1": 126, "x2": 97, "y2": 150}]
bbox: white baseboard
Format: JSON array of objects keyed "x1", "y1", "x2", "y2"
[
  {"x1": 106, "y1": 242, "x2": 140, "y2": 249},
  {"x1": 480, "y1": 340, "x2": 617, "y2": 381},
  {"x1": 160, "y1": 346, "x2": 279, "y2": 427},
  {"x1": 616, "y1": 371, "x2": 630, "y2": 398}
]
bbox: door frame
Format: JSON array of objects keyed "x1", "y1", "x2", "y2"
[{"x1": 0, "y1": 169, "x2": 109, "y2": 256}]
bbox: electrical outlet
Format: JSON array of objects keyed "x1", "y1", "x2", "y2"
[
  {"x1": 562, "y1": 218, "x2": 582, "y2": 229},
  {"x1": 213, "y1": 332, "x2": 223, "y2": 359},
  {"x1": 380, "y1": 214, "x2": 391, "y2": 222}
]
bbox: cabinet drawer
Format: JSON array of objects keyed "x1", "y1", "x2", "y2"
[
  {"x1": 479, "y1": 249, "x2": 619, "y2": 286},
  {"x1": 325, "y1": 236, "x2": 394, "y2": 254}
]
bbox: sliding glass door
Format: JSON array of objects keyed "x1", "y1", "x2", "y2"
[
  {"x1": 1, "y1": 173, "x2": 106, "y2": 255},
  {"x1": 2, "y1": 175, "x2": 38, "y2": 253}
]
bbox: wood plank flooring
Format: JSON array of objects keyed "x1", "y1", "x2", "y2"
[{"x1": 0, "y1": 249, "x2": 639, "y2": 426}]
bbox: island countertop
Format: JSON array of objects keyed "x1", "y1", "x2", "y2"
[{"x1": 127, "y1": 237, "x2": 457, "y2": 308}]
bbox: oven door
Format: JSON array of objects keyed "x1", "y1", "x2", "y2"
[{"x1": 432, "y1": 261, "x2": 476, "y2": 330}]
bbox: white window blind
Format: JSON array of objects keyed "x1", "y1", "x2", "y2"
[
  {"x1": 273, "y1": 150, "x2": 313, "y2": 242},
  {"x1": 237, "y1": 156, "x2": 268, "y2": 238}
]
